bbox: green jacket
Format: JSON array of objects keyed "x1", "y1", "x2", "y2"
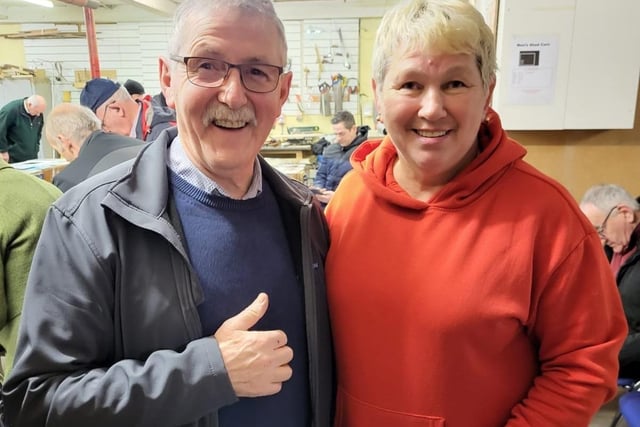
[
  {"x1": 0, "y1": 98, "x2": 44, "y2": 163},
  {"x1": 0, "y1": 159, "x2": 61, "y2": 378}
]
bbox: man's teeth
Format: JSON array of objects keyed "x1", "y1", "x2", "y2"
[
  {"x1": 417, "y1": 130, "x2": 447, "y2": 137},
  {"x1": 214, "y1": 119, "x2": 246, "y2": 128}
]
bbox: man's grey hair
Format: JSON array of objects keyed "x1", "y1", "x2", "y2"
[
  {"x1": 45, "y1": 103, "x2": 101, "y2": 147},
  {"x1": 168, "y1": 0, "x2": 288, "y2": 66},
  {"x1": 580, "y1": 184, "x2": 640, "y2": 213}
]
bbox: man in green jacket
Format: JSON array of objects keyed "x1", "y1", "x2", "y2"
[
  {"x1": 0, "y1": 95, "x2": 47, "y2": 163},
  {"x1": 0, "y1": 159, "x2": 61, "y2": 379}
]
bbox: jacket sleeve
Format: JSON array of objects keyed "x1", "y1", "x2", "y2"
[
  {"x1": 0, "y1": 105, "x2": 16, "y2": 153},
  {"x1": 505, "y1": 232, "x2": 627, "y2": 427},
  {"x1": 2, "y1": 206, "x2": 237, "y2": 427},
  {"x1": 313, "y1": 157, "x2": 329, "y2": 188}
]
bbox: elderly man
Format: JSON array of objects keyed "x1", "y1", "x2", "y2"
[
  {"x1": 3, "y1": 0, "x2": 333, "y2": 426},
  {"x1": 581, "y1": 184, "x2": 640, "y2": 379},
  {"x1": 0, "y1": 94, "x2": 46, "y2": 163},
  {"x1": 45, "y1": 103, "x2": 144, "y2": 192},
  {"x1": 80, "y1": 78, "x2": 175, "y2": 142}
]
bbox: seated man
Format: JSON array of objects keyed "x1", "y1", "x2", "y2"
[
  {"x1": 312, "y1": 110, "x2": 368, "y2": 205},
  {"x1": 45, "y1": 103, "x2": 144, "y2": 192},
  {"x1": 80, "y1": 78, "x2": 176, "y2": 142},
  {"x1": 580, "y1": 184, "x2": 640, "y2": 379}
]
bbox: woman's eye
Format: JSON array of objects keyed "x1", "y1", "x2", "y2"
[{"x1": 445, "y1": 80, "x2": 467, "y2": 89}]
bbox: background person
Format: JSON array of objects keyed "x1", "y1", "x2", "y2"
[
  {"x1": 2, "y1": 0, "x2": 333, "y2": 426},
  {"x1": 0, "y1": 158, "x2": 61, "y2": 380},
  {"x1": 0, "y1": 95, "x2": 46, "y2": 163},
  {"x1": 580, "y1": 183, "x2": 640, "y2": 379},
  {"x1": 324, "y1": 1, "x2": 627, "y2": 426},
  {"x1": 45, "y1": 103, "x2": 144, "y2": 192},
  {"x1": 123, "y1": 78, "x2": 147, "y2": 101},
  {"x1": 80, "y1": 77, "x2": 175, "y2": 142},
  {"x1": 312, "y1": 110, "x2": 368, "y2": 205}
]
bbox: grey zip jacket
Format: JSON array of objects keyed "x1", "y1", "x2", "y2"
[{"x1": 2, "y1": 128, "x2": 334, "y2": 427}]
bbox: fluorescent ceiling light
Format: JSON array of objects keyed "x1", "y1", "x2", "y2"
[{"x1": 21, "y1": 0, "x2": 54, "y2": 7}]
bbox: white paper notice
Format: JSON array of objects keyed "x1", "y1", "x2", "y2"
[{"x1": 507, "y1": 36, "x2": 559, "y2": 105}]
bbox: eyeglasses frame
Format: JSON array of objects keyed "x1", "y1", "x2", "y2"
[
  {"x1": 170, "y1": 55, "x2": 285, "y2": 94},
  {"x1": 596, "y1": 205, "x2": 619, "y2": 239}
]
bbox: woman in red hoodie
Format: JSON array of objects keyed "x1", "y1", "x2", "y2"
[{"x1": 324, "y1": 1, "x2": 627, "y2": 426}]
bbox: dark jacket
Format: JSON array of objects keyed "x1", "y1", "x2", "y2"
[
  {"x1": 3, "y1": 128, "x2": 334, "y2": 427},
  {"x1": 136, "y1": 95, "x2": 176, "y2": 142},
  {"x1": 313, "y1": 125, "x2": 368, "y2": 191},
  {"x1": 0, "y1": 98, "x2": 44, "y2": 163},
  {"x1": 53, "y1": 130, "x2": 144, "y2": 192},
  {"x1": 616, "y1": 229, "x2": 640, "y2": 379}
]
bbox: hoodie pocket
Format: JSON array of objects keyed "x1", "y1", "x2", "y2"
[{"x1": 335, "y1": 387, "x2": 445, "y2": 427}]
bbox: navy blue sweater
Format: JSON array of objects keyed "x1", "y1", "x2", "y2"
[{"x1": 170, "y1": 171, "x2": 310, "y2": 426}]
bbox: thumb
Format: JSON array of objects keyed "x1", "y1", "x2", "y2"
[{"x1": 217, "y1": 293, "x2": 269, "y2": 334}]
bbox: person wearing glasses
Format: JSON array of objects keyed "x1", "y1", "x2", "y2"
[
  {"x1": 581, "y1": 184, "x2": 640, "y2": 380},
  {"x1": 80, "y1": 77, "x2": 176, "y2": 142},
  {"x1": 44, "y1": 103, "x2": 144, "y2": 192},
  {"x1": 2, "y1": 1, "x2": 333, "y2": 426},
  {"x1": 324, "y1": 1, "x2": 626, "y2": 426}
]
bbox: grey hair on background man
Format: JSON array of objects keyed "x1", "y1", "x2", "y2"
[
  {"x1": 168, "y1": 0, "x2": 288, "y2": 65},
  {"x1": 580, "y1": 184, "x2": 640, "y2": 212},
  {"x1": 44, "y1": 103, "x2": 101, "y2": 148}
]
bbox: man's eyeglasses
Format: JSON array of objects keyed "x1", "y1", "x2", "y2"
[
  {"x1": 100, "y1": 100, "x2": 116, "y2": 131},
  {"x1": 596, "y1": 205, "x2": 618, "y2": 239},
  {"x1": 170, "y1": 55, "x2": 284, "y2": 94}
]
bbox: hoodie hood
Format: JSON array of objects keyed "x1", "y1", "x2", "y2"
[{"x1": 349, "y1": 108, "x2": 526, "y2": 211}]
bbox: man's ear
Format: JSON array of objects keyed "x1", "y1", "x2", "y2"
[
  {"x1": 278, "y1": 71, "x2": 293, "y2": 109},
  {"x1": 159, "y1": 56, "x2": 175, "y2": 109}
]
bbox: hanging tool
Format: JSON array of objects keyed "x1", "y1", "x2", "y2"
[
  {"x1": 303, "y1": 67, "x2": 310, "y2": 88},
  {"x1": 314, "y1": 44, "x2": 324, "y2": 80},
  {"x1": 318, "y1": 81, "x2": 331, "y2": 117},
  {"x1": 331, "y1": 74, "x2": 345, "y2": 113},
  {"x1": 337, "y1": 28, "x2": 351, "y2": 70},
  {"x1": 344, "y1": 77, "x2": 359, "y2": 102}
]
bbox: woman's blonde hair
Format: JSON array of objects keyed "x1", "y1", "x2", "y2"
[{"x1": 372, "y1": 0, "x2": 497, "y2": 91}]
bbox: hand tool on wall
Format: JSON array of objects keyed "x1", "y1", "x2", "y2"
[
  {"x1": 314, "y1": 44, "x2": 324, "y2": 80},
  {"x1": 295, "y1": 94, "x2": 305, "y2": 121},
  {"x1": 337, "y1": 28, "x2": 351, "y2": 70},
  {"x1": 319, "y1": 81, "x2": 331, "y2": 116},
  {"x1": 344, "y1": 77, "x2": 358, "y2": 102},
  {"x1": 303, "y1": 67, "x2": 310, "y2": 88},
  {"x1": 331, "y1": 74, "x2": 345, "y2": 113}
]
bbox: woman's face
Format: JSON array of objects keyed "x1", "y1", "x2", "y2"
[{"x1": 374, "y1": 49, "x2": 494, "y2": 187}]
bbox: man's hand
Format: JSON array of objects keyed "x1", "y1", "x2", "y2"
[
  {"x1": 316, "y1": 190, "x2": 334, "y2": 204},
  {"x1": 0, "y1": 152, "x2": 8, "y2": 162},
  {"x1": 214, "y1": 293, "x2": 293, "y2": 397}
]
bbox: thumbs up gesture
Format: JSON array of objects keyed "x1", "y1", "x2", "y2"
[{"x1": 214, "y1": 293, "x2": 293, "y2": 397}]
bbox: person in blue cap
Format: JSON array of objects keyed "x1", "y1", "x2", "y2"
[{"x1": 80, "y1": 77, "x2": 175, "y2": 142}]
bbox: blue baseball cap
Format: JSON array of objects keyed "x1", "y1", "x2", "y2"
[{"x1": 80, "y1": 78, "x2": 121, "y2": 113}]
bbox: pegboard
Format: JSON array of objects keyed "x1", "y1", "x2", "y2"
[{"x1": 283, "y1": 19, "x2": 360, "y2": 120}]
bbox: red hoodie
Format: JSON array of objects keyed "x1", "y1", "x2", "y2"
[{"x1": 325, "y1": 109, "x2": 627, "y2": 427}]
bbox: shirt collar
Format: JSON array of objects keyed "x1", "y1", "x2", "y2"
[{"x1": 166, "y1": 134, "x2": 262, "y2": 199}]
